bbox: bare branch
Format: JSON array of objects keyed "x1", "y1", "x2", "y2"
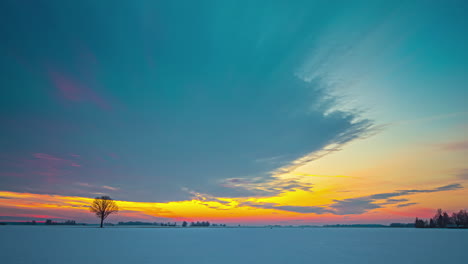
[{"x1": 90, "y1": 196, "x2": 119, "y2": 227}]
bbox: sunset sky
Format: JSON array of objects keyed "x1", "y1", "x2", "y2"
[{"x1": 1, "y1": 0, "x2": 467, "y2": 225}]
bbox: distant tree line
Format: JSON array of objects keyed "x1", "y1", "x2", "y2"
[
  {"x1": 117, "y1": 221, "x2": 227, "y2": 227},
  {"x1": 323, "y1": 224, "x2": 387, "y2": 228},
  {"x1": 415, "y1": 209, "x2": 468, "y2": 228},
  {"x1": 118, "y1": 221, "x2": 177, "y2": 226},
  {"x1": 190, "y1": 221, "x2": 210, "y2": 227},
  {"x1": 0, "y1": 219, "x2": 83, "y2": 225},
  {"x1": 389, "y1": 223, "x2": 414, "y2": 228},
  {"x1": 210, "y1": 223, "x2": 226, "y2": 227},
  {"x1": 180, "y1": 221, "x2": 226, "y2": 227},
  {"x1": 45, "y1": 219, "x2": 79, "y2": 225},
  {"x1": 0, "y1": 221, "x2": 38, "y2": 225}
]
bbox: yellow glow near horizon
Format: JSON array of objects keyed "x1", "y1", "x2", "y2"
[{"x1": 1, "y1": 120, "x2": 466, "y2": 224}]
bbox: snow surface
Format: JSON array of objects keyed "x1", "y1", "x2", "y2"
[{"x1": 0, "y1": 226, "x2": 466, "y2": 264}]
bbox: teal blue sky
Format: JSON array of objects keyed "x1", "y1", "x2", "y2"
[{"x1": 0, "y1": 0, "x2": 467, "y2": 204}]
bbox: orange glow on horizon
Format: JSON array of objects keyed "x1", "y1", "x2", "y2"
[{"x1": 1, "y1": 184, "x2": 464, "y2": 225}]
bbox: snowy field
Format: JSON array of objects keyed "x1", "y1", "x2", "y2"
[{"x1": 1, "y1": 226, "x2": 466, "y2": 264}]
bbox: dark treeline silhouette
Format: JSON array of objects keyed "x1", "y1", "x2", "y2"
[
  {"x1": 190, "y1": 221, "x2": 210, "y2": 227},
  {"x1": 156, "y1": 222, "x2": 177, "y2": 226},
  {"x1": 323, "y1": 224, "x2": 387, "y2": 228},
  {"x1": 184, "y1": 221, "x2": 226, "y2": 227},
  {"x1": 116, "y1": 221, "x2": 226, "y2": 227},
  {"x1": 389, "y1": 223, "x2": 414, "y2": 228},
  {"x1": 0, "y1": 221, "x2": 38, "y2": 225},
  {"x1": 0, "y1": 219, "x2": 84, "y2": 225},
  {"x1": 415, "y1": 209, "x2": 468, "y2": 228},
  {"x1": 210, "y1": 223, "x2": 226, "y2": 227},
  {"x1": 45, "y1": 219, "x2": 77, "y2": 225},
  {"x1": 118, "y1": 221, "x2": 177, "y2": 226}
]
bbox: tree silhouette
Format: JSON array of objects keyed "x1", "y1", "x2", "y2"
[
  {"x1": 452, "y1": 210, "x2": 468, "y2": 227},
  {"x1": 415, "y1": 217, "x2": 426, "y2": 228},
  {"x1": 90, "y1": 196, "x2": 119, "y2": 228},
  {"x1": 416, "y1": 209, "x2": 468, "y2": 228}
]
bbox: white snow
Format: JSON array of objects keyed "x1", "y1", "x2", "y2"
[{"x1": 0, "y1": 226, "x2": 466, "y2": 264}]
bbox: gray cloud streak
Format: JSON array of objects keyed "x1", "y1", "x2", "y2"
[
  {"x1": 396, "y1": 203, "x2": 417, "y2": 208},
  {"x1": 242, "y1": 183, "x2": 463, "y2": 215}
]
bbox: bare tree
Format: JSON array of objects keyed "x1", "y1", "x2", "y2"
[{"x1": 90, "y1": 196, "x2": 119, "y2": 228}]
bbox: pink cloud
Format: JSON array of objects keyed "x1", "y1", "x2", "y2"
[
  {"x1": 34, "y1": 169, "x2": 70, "y2": 178},
  {"x1": 33, "y1": 153, "x2": 63, "y2": 161},
  {"x1": 102, "y1": 185, "x2": 119, "y2": 191},
  {"x1": 439, "y1": 141, "x2": 468, "y2": 151},
  {"x1": 0, "y1": 213, "x2": 63, "y2": 221},
  {"x1": 47, "y1": 69, "x2": 111, "y2": 110},
  {"x1": 48, "y1": 70, "x2": 82, "y2": 101},
  {"x1": 33, "y1": 153, "x2": 81, "y2": 168},
  {"x1": 1, "y1": 153, "x2": 84, "y2": 183},
  {"x1": 75, "y1": 182, "x2": 93, "y2": 187},
  {"x1": 108, "y1": 152, "x2": 119, "y2": 160},
  {"x1": 0, "y1": 172, "x2": 25, "y2": 178},
  {"x1": 74, "y1": 183, "x2": 119, "y2": 194}
]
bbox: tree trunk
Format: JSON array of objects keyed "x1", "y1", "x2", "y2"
[{"x1": 100, "y1": 217, "x2": 104, "y2": 228}]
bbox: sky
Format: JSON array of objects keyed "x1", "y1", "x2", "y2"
[{"x1": 0, "y1": 0, "x2": 467, "y2": 225}]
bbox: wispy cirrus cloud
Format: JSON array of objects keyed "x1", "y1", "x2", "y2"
[
  {"x1": 0, "y1": 1, "x2": 383, "y2": 202},
  {"x1": 242, "y1": 202, "x2": 331, "y2": 214},
  {"x1": 75, "y1": 182, "x2": 120, "y2": 192},
  {"x1": 33, "y1": 153, "x2": 77, "y2": 178},
  {"x1": 329, "y1": 183, "x2": 463, "y2": 215},
  {"x1": 102, "y1": 185, "x2": 120, "y2": 191},
  {"x1": 385, "y1": 198, "x2": 408, "y2": 203},
  {"x1": 47, "y1": 69, "x2": 111, "y2": 110},
  {"x1": 75, "y1": 182, "x2": 93, "y2": 188},
  {"x1": 242, "y1": 183, "x2": 463, "y2": 215},
  {"x1": 209, "y1": 123, "x2": 380, "y2": 199},
  {"x1": 33, "y1": 153, "x2": 62, "y2": 161},
  {"x1": 329, "y1": 197, "x2": 381, "y2": 215},
  {"x1": 0, "y1": 172, "x2": 26, "y2": 178},
  {"x1": 0, "y1": 153, "x2": 82, "y2": 186},
  {"x1": 217, "y1": 176, "x2": 314, "y2": 198},
  {"x1": 438, "y1": 141, "x2": 468, "y2": 151},
  {"x1": 33, "y1": 153, "x2": 82, "y2": 172},
  {"x1": 456, "y1": 169, "x2": 468, "y2": 180},
  {"x1": 396, "y1": 203, "x2": 417, "y2": 208}
]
